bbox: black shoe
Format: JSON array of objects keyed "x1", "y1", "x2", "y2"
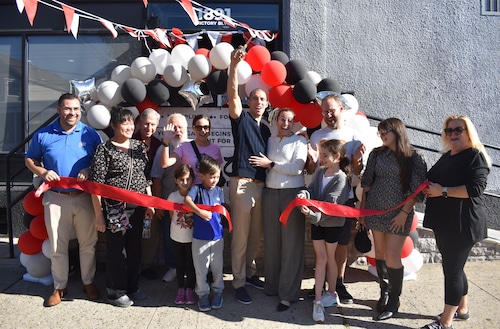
[
  {"x1": 336, "y1": 283, "x2": 354, "y2": 304},
  {"x1": 246, "y1": 275, "x2": 264, "y2": 290},
  {"x1": 141, "y1": 268, "x2": 159, "y2": 280},
  {"x1": 235, "y1": 287, "x2": 252, "y2": 304}
]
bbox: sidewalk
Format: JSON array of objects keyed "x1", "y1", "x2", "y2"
[{"x1": 1, "y1": 237, "x2": 499, "y2": 329}]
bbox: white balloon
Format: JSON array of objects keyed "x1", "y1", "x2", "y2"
[
  {"x1": 209, "y1": 42, "x2": 234, "y2": 70},
  {"x1": 170, "y1": 44, "x2": 195, "y2": 69},
  {"x1": 111, "y1": 65, "x2": 132, "y2": 85},
  {"x1": 163, "y1": 63, "x2": 188, "y2": 88},
  {"x1": 342, "y1": 93, "x2": 359, "y2": 112},
  {"x1": 25, "y1": 252, "x2": 51, "y2": 278},
  {"x1": 237, "y1": 61, "x2": 253, "y2": 85},
  {"x1": 148, "y1": 49, "x2": 171, "y2": 75},
  {"x1": 20, "y1": 252, "x2": 32, "y2": 267},
  {"x1": 87, "y1": 104, "x2": 111, "y2": 130},
  {"x1": 345, "y1": 113, "x2": 370, "y2": 135},
  {"x1": 42, "y1": 239, "x2": 51, "y2": 258},
  {"x1": 304, "y1": 71, "x2": 322, "y2": 85},
  {"x1": 131, "y1": 57, "x2": 157, "y2": 83},
  {"x1": 244, "y1": 74, "x2": 270, "y2": 97},
  {"x1": 402, "y1": 249, "x2": 424, "y2": 273},
  {"x1": 188, "y1": 54, "x2": 211, "y2": 81},
  {"x1": 96, "y1": 80, "x2": 122, "y2": 107}
]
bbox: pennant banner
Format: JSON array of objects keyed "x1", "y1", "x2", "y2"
[
  {"x1": 279, "y1": 181, "x2": 430, "y2": 227},
  {"x1": 35, "y1": 177, "x2": 232, "y2": 231}
]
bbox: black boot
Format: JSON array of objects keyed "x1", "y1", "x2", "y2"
[
  {"x1": 376, "y1": 266, "x2": 403, "y2": 321},
  {"x1": 375, "y1": 259, "x2": 389, "y2": 312}
]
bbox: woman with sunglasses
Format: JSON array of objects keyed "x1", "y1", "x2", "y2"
[
  {"x1": 420, "y1": 115, "x2": 491, "y2": 329},
  {"x1": 161, "y1": 114, "x2": 223, "y2": 185},
  {"x1": 359, "y1": 117, "x2": 427, "y2": 321}
]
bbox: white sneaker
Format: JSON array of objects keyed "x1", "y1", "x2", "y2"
[
  {"x1": 321, "y1": 291, "x2": 339, "y2": 308},
  {"x1": 162, "y1": 268, "x2": 176, "y2": 283},
  {"x1": 312, "y1": 300, "x2": 325, "y2": 323}
]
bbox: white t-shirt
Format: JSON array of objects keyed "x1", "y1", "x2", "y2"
[
  {"x1": 309, "y1": 126, "x2": 362, "y2": 160},
  {"x1": 167, "y1": 190, "x2": 194, "y2": 243}
]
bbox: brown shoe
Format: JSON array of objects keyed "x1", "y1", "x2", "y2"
[
  {"x1": 83, "y1": 283, "x2": 100, "y2": 300},
  {"x1": 45, "y1": 288, "x2": 66, "y2": 307}
]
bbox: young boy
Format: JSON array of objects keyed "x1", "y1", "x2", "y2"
[{"x1": 184, "y1": 155, "x2": 225, "y2": 312}]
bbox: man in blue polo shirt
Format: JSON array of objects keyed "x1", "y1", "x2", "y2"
[
  {"x1": 227, "y1": 47, "x2": 271, "y2": 304},
  {"x1": 25, "y1": 93, "x2": 102, "y2": 307}
]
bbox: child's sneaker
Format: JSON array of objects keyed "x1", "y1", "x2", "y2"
[
  {"x1": 312, "y1": 300, "x2": 325, "y2": 323},
  {"x1": 175, "y1": 288, "x2": 185, "y2": 304},
  {"x1": 211, "y1": 292, "x2": 223, "y2": 309},
  {"x1": 321, "y1": 291, "x2": 339, "y2": 308},
  {"x1": 198, "y1": 294, "x2": 211, "y2": 312},
  {"x1": 185, "y1": 288, "x2": 196, "y2": 305}
]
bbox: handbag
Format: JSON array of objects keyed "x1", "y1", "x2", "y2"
[
  {"x1": 354, "y1": 225, "x2": 372, "y2": 254},
  {"x1": 190, "y1": 141, "x2": 226, "y2": 187},
  {"x1": 104, "y1": 147, "x2": 133, "y2": 233}
]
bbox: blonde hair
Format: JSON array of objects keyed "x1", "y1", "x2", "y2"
[{"x1": 441, "y1": 115, "x2": 492, "y2": 168}]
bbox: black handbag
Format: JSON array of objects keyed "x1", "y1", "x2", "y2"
[
  {"x1": 354, "y1": 225, "x2": 372, "y2": 254},
  {"x1": 190, "y1": 141, "x2": 226, "y2": 187}
]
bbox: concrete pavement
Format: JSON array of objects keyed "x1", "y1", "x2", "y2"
[{"x1": 1, "y1": 237, "x2": 499, "y2": 329}]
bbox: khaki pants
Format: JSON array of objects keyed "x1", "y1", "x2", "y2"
[
  {"x1": 229, "y1": 177, "x2": 264, "y2": 289},
  {"x1": 43, "y1": 191, "x2": 97, "y2": 289}
]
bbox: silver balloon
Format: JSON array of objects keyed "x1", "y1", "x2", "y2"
[
  {"x1": 178, "y1": 77, "x2": 213, "y2": 111},
  {"x1": 69, "y1": 77, "x2": 96, "y2": 103}
]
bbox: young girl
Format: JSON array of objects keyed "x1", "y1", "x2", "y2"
[
  {"x1": 167, "y1": 164, "x2": 196, "y2": 305},
  {"x1": 297, "y1": 139, "x2": 351, "y2": 323},
  {"x1": 184, "y1": 155, "x2": 225, "y2": 312}
]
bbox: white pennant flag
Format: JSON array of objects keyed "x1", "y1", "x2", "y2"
[
  {"x1": 70, "y1": 13, "x2": 80, "y2": 39},
  {"x1": 206, "y1": 31, "x2": 220, "y2": 48},
  {"x1": 16, "y1": 0, "x2": 24, "y2": 13}
]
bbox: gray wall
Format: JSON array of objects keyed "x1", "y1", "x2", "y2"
[{"x1": 289, "y1": 0, "x2": 500, "y2": 192}]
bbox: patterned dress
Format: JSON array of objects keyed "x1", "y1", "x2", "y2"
[{"x1": 361, "y1": 148, "x2": 427, "y2": 235}]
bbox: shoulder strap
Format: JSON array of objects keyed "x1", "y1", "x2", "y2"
[{"x1": 191, "y1": 141, "x2": 202, "y2": 162}]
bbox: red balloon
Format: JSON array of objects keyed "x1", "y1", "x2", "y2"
[
  {"x1": 29, "y1": 215, "x2": 48, "y2": 240},
  {"x1": 356, "y1": 111, "x2": 367, "y2": 118},
  {"x1": 261, "y1": 60, "x2": 287, "y2": 87},
  {"x1": 245, "y1": 45, "x2": 271, "y2": 73},
  {"x1": 296, "y1": 102, "x2": 323, "y2": 128},
  {"x1": 195, "y1": 48, "x2": 210, "y2": 58},
  {"x1": 136, "y1": 96, "x2": 159, "y2": 114},
  {"x1": 401, "y1": 236, "x2": 414, "y2": 258},
  {"x1": 288, "y1": 97, "x2": 303, "y2": 113},
  {"x1": 410, "y1": 214, "x2": 418, "y2": 232},
  {"x1": 18, "y1": 231, "x2": 44, "y2": 255},
  {"x1": 366, "y1": 256, "x2": 376, "y2": 266},
  {"x1": 23, "y1": 190, "x2": 44, "y2": 216},
  {"x1": 269, "y1": 84, "x2": 293, "y2": 108}
]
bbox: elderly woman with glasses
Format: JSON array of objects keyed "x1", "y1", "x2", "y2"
[
  {"x1": 420, "y1": 115, "x2": 491, "y2": 329},
  {"x1": 359, "y1": 117, "x2": 427, "y2": 321},
  {"x1": 161, "y1": 114, "x2": 223, "y2": 185}
]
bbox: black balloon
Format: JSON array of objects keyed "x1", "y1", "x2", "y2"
[
  {"x1": 147, "y1": 79, "x2": 170, "y2": 105},
  {"x1": 317, "y1": 78, "x2": 341, "y2": 94},
  {"x1": 167, "y1": 85, "x2": 190, "y2": 107},
  {"x1": 293, "y1": 79, "x2": 317, "y2": 104},
  {"x1": 271, "y1": 51, "x2": 289, "y2": 65},
  {"x1": 285, "y1": 59, "x2": 307, "y2": 85},
  {"x1": 206, "y1": 70, "x2": 228, "y2": 95},
  {"x1": 121, "y1": 78, "x2": 147, "y2": 105},
  {"x1": 23, "y1": 212, "x2": 35, "y2": 230}
]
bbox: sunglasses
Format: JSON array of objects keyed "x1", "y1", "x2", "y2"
[
  {"x1": 444, "y1": 126, "x2": 466, "y2": 136},
  {"x1": 377, "y1": 129, "x2": 393, "y2": 137},
  {"x1": 194, "y1": 125, "x2": 210, "y2": 131}
]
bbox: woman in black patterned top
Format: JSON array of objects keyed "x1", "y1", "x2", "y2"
[
  {"x1": 360, "y1": 118, "x2": 427, "y2": 321},
  {"x1": 89, "y1": 108, "x2": 154, "y2": 307}
]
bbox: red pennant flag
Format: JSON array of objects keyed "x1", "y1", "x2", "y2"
[
  {"x1": 100, "y1": 19, "x2": 118, "y2": 38},
  {"x1": 143, "y1": 0, "x2": 148, "y2": 8},
  {"x1": 24, "y1": 0, "x2": 38, "y2": 26},
  {"x1": 62, "y1": 4, "x2": 75, "y2": 34},
  {"x1": 178, "y1": 0, "x2": 199, "y2": 26}
]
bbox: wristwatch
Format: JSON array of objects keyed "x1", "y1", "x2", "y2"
[
  {"x1": 270, "y1": 161, "x2": 275, "y2": 168},
  {"x1": 442, "y1": 187, "x2": 448, "y2": 198}
]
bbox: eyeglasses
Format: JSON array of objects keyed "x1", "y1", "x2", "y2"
[
  {"x1": 321, "y1": 108, "x2": 340, "y2": 117},
  {"x1": 444, "y1": 126, "x2": 467, "y2": 136},
  {"x1": 194, "y1": 125, "x2": 210, "y2": 131},
  {"x1": 377, "y1": 129, "x2": 393, "y2": 137}
]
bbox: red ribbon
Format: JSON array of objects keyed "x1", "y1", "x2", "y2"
[
  {"x1": 36, "y1": 177, "x2": 232, "y2": 231},
  {"x1": 279, "y1": 181, "x2": 429, "y2": 227}
]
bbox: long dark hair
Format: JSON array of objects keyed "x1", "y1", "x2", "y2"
[
  {"x1": 321, "y1": 139, "x2": 351, "y2": 179},
  {"x1": 374, "y1": 117, "x2": 414, "y2": 193}
]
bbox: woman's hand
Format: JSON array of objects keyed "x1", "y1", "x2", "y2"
[
  {"x1": 299, "y1": 205, "x2": 310, "y2": 216},
  {"x1": 95, "y1": 215, "x2": 106, "y2": 233},
  {"x1": 249, "y1": 152, "x2": 272, "y2": 168},
  {"x1": 76, "y1": 168, "x2": 90, "y2": 182},
  {"x1": 390, "y1": 212, "x2": 407, "y2": 234},
  {"x1": 424, "y1": 181, "x2": 443, "y2": 198},
  {"x1": 145, "y1": 207, "x2": 155, "y2": 219}
]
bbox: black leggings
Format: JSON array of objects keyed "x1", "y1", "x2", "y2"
[
  {"x1": 434, "y1": 230, "x2": 473, "y2": 306},
  {"x1": 172, "y1": 240, "x2": 196, "y2": 289}
]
